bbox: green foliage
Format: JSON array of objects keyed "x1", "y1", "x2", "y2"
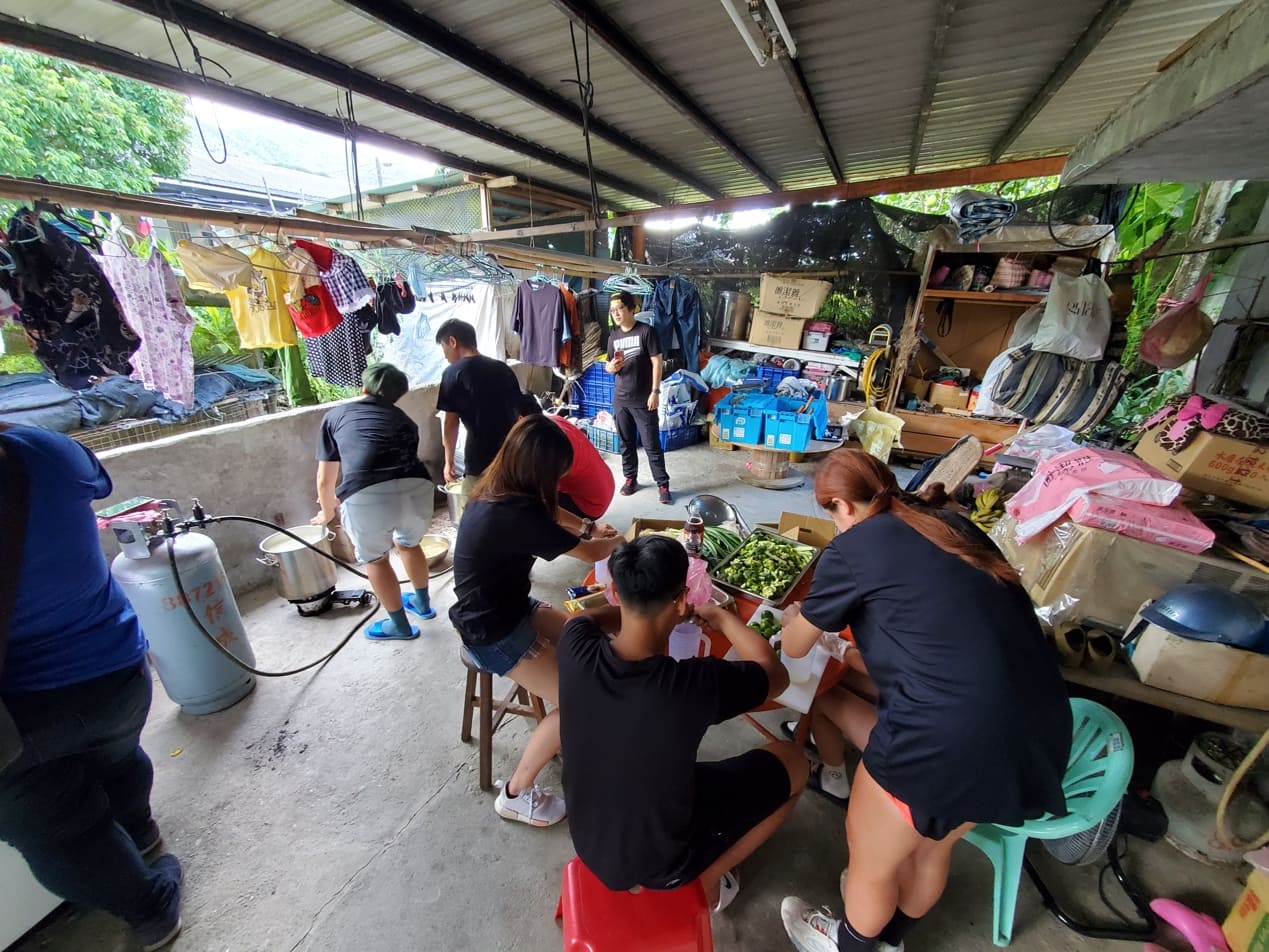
[
  {"x1": 1114, "y1": 184, "x2": 1200, "y2": 371},
  {"x1": 877, "y1": 176, "x2": 1060, "y2": 214},
  {"x1": 817, "y1": 293, "x2": 875, "y2": 339},
  {"x1": 189, "y1": 305, "x2": 241, "y2": 361},
  {"x1": 1096, "y1": 368, "x2": 1190, "y2": 444},
  {"x1": 0, "y1": 354, "x2": 42, "y2": 374},
  {"x1": 0, "y1": 48, "x2": 188, "y2": 192}
]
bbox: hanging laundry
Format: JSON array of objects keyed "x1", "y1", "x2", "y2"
[
  {"x1": 223, "y1": 248, "x2": 299, "y2": 349},
  {"x1": 6, "y1": 209, "x2": 138, "y2": 389},
  {"x1": 318, "y1": 249, "x2": 375, "y2": 316},
  {"x1": 558, "y1": 284, "x2": 582, "y2": 372},
  {"x1": 277, "y1": 344, "x2": 319, "y2": 407},
  {"x1": 281, "y1": 247, "x2": 341, "y2": 338},
  {"x1": 305, "y1": 313, "x2": 371, "y2": 388},
  {"x1": 649, "y1": 275, "x2": 703, "y2": 372},
  {"x1": 93, "y1": 241, "x2": 196, "y2": 407},
  {"x1": 512, "y1": 280, "x2": 566, "y2": 367},
  {"x1": 374, "y1": 278, "x2": 415, "y2": 336},
  {"x1": 174, "y1": 239, "x2": 254, "y2": 292}
]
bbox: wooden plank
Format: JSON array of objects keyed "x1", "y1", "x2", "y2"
[
  {"x1": 895, "y1": 409, "x2": 1021, "y2": 443},
  {"x1": 923, "y1": 289, "x2": 1048, "y2": 306},
  {"x1": 1063, "y1": 663, "x2": 1269, "y2": 733}
]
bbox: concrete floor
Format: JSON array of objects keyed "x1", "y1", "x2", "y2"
[{"x1": 11, "y1": 444, "x2": 1248, "y2": 952}]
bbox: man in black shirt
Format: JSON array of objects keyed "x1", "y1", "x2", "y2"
[
  {"x1": 607, "y1": 291, "x2": 672, "y2": 505},
  {"x1": 313, "y1": 363, "x2": 434, "y2": 640},
  {"x1": 557, "y1": 536, "x2": 808, "y2": 910},
  {"x1": 435, "y1": 318, "x2": 522, "y2": 489}
]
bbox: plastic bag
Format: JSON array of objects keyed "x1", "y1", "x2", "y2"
[
  {"x1": 1005, "y1": 447, "x2": 1182, "y2": 543},
  {"x1": 1004, "y1": 424, "x2": 1078, "y2": 463},
  {"x1": 848, "y1": 408, "x2": 905, "y2": 462},
  {"x1": 974, "y1": 350, "x2": 1024, "y2": 419},
  {"x1": 1139, "y1": 273, "x2": 1214, "y2": 370},
  {"x1": 1032, "y1": 273, "x2": 1112, "y2": 362}
]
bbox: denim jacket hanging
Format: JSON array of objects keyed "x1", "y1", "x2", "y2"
[{"x1": 649, "y1": 276, "x2": 703, "y2": 372}]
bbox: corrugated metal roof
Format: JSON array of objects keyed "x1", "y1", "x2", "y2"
[{"x1": 0, "y1": 0, "x2": 1240, "y2": 214}]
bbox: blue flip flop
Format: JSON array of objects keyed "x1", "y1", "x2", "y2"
[
  {"x1": 365, "y1": 619, "x2": 420, "y2": 641},
  {"x1": 402, "y1": 593, "x2": 437, "y2": 620}
]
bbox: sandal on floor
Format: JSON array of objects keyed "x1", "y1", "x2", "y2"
[
  {"x1": 808, "y1": 763, "x2": 851, "y2": 808},
  {"x1": 779, "y1": 720, "x2": 821, "y2": 759},
  {"x1": 402, "y1": 593, "x2": 437, "y2": 620},
  {"x1": 365, "y1": 619, "x2": 420, "y2": 641}
]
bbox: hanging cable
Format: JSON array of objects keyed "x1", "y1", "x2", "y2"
[
  {"x1": 566, "y1": 18, "x2": 603, "y2": 228},
  {"x1": 153, "y1": 0, "x2": 229, "y2": 165},
  {"x1": 345, "y1": 90, "x2": 365, "y2": 221}
]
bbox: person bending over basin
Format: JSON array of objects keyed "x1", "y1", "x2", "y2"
[
  {"x1": 558, "y1": 535, "x2": 809, "y2": 911},
  {"x1": 450, "y1": 415, "x2": 622, "y2": 827},
  {"x1": 776, "y1": 448, "x2": 1071, "y2": 952}
]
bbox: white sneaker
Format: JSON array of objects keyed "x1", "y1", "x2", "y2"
[
  {"x1": 714, "y1": 868, "x2": 740, "y2": 913},
  {"x1": 879, "y1": 942, "x2": 904, "y2": 952},
  {"x1": 494, "y1": 780, "x2": 567, "y2": 827},
  {"x1": 780, "y1": 897, "x2": 841, "y2": 952}
]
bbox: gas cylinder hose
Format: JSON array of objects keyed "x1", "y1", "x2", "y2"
[
  {"x1": 161, "y1": 513, "x2": 451, "y2": 678},
  {"x1": 1216, "y1": 726, "x2": 1269, "y2": 851}
]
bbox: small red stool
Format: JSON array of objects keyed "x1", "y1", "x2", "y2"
[{"x1": 554, "y1": 857, "x2": 713, "y2": 952}]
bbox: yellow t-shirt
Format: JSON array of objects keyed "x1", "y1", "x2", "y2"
[{"x1": 225, "y1": 248, "x2": 298, "y2": 348}]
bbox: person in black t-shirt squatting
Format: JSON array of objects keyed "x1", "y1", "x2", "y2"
[
  {"x1": 557, "y1": 535, "x2": 809, "y2": 912},
  {"x1": 434, "y1": 318, "x2": 522, "y2": 493},
  {"x1": 606, "y1": 291, "x2": 673, "y2": 506},
  {"x1": 775, "y1": 449, "x2": 1071, "y2": 952},
  {"x1": 312, "y1": 363, "x2": 435, "y2": 641}
]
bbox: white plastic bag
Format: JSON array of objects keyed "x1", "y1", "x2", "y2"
[
  {"x1": 1032, "y1": 274, "x2": 1112, "y2": 362},
  {"x1": 974, "y1": 350, "x2": 1024, "y2": 419}
]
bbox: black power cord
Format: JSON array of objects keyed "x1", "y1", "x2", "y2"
[{"x1": 161, "y1": 512, "x2": 452, "y2": 678}]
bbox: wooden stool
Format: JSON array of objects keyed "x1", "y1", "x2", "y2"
[{"x1": 459, "y1": 647, "x2": 547, "y2": 790}]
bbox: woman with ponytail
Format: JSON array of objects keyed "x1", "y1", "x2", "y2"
[{"x1": 778, "y1": 449, "x2": 1070, "y2": 952}]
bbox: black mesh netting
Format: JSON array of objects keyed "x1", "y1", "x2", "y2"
[{"x1": 613, "y1": 185, "x2": 1127, "y2": 338}]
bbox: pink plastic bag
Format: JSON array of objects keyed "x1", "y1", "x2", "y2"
[
  {"x1": 1139, "y1": 272, "x2": 1214, "y2": 370},
  {"x1": 1067, "y1": 494, "x2": 1214, "y2": 554},
  {"x1": 1005, "y1": 447, "x2": 1181, "y2": 543}
]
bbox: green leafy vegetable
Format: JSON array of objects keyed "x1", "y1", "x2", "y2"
[
  {"x1": 716, "y1": 534, "x2": 816, "y2": 600},
  {"x1": 749, "y1": 613, "x2": 782, "y2": 639}
]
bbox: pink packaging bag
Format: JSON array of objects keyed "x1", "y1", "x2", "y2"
[
  {"x1": 1067, "y1": 494, "x2": 1214, "y2": 554},
  {"x1": 1006, "y1": 447, "x2": 1182, "y2": 543}
]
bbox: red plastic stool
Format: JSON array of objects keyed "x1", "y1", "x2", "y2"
[{"x1": 554, "y1": 857, "x2": 713, "y2": 952}]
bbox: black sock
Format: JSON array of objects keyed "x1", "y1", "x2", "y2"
[
  {"x1": 879, "y1": 910, "x2": 919, "y2": 946},
  {"x1": 836, "y1": 916, "x2": 878, "y2": 952}
]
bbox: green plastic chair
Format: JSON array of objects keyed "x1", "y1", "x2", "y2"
[{"x1": 962, "y1": 698, "x2": 1135, "y2": 946}]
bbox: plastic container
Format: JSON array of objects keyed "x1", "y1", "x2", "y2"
[
  {"x1": 581, "y1": 423, "x2": 622, "y2": 454},
  {"x1": 576, "y1": 364, "x2": 615, "y2": 415},
  {"x1": 802, "y1": 329, "x2": 831, "y2": 351},
  {"x1": 754, "y1": 364, "x2": 799, "y2": 387}
]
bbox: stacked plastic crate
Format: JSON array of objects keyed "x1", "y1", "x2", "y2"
[{"x1": 575, "y1": 364, "x2": 701, "y2": 455}]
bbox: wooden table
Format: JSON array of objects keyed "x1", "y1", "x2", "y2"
[{"x1": 1062, "y1": 662, "x2": 1269, "y2": 733}]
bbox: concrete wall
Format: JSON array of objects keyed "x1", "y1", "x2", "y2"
[{"x1": 99, "y1": 385, "x2": 443, "y2": 593}]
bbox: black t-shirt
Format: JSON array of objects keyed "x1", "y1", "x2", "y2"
[
  {"x1": 558, "y1": 617, "x2": 769, "y2": 890},
  {"x1": 607, "y1": 321, "x2": 661, "y2": 407},
  {"x1": 800, "y1": 511, "x2": 1071, "y2": 827},
  {"x1": 316, "y1": 397, "x2": 428, "y2": 501},
  {"x1": 450, "y1": 496, "x2": 578, "y2": 644},
  {"x1": 436, "y1": 355, "x2": 522, "y2": 477}
]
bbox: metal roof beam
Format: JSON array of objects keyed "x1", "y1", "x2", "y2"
[
  {"x1": 777, "y1": 55, "x2": 844, "y2": 183},
  {"x1": 0, "y1": 15, "x2": 602, "y2": 212},
  {"x1": 544, "y1": 0, "x2": 782, "y2": 192},
  {"x1": 103, "y1": 0, "x2": 669, "y2": 206},
  {"x1": 990, "y1": 0, "x2": 1136, "y2": 162},
  {"x1": 909, "y1": 0, "x2": 958, "y2": 174},
  {"x1": 338, "y1": 0, "x2": 723, "y2": 199}
]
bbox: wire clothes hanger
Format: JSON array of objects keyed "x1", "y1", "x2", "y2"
[{"x1": 602, "y1": 265, "x2": 653, "y2": 295}]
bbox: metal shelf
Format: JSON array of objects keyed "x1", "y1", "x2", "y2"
[{"x1": 709, "y1": 338, "x2": 862, "y2": 370}]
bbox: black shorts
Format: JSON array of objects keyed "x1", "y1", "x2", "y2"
[{"x1": 643, "y1": 748, "x2": 791, "y2": 890}]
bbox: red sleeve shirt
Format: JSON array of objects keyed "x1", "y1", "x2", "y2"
[{"x1": 552, "y1": 416, "x2": 615, "y2": 519}]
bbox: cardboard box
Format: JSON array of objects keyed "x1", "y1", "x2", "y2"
[
  {"x1": 776, "y1": 512, "x2": 837, "y2": 549},
  {"x1": 904, "y1": 375, "x2": 930, "y2": 401},
  {"x1": 929, "y1": 381, "x2": 970, "y2": 411},
  {"x1": 625, "y1": 518, "x2": 685, "y2": 542},
  {"x1": 748, "y1": 311, "x2": 809, "y2": 349},
  {"x1": 991, "y1": 515, "x2": 1269, "y2": 629},
  {"x1": 1135, "y1": 425, "x2": 1269, "y2": 508},
  {"x1": 759, "y1": 273, "x2": 831, "y2": 318},
  {"x1": 1225, "y1": 868, "x2": 1269, "y2": 952},
  {"x1": 1130, "y1": 624, "x2": 1269, "y2": 711}
]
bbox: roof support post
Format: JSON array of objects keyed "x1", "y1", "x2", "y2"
[{"x1": 909, "y1": 0, "x2": 958, "y2": 174}]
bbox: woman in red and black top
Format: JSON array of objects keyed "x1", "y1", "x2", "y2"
[{"x1": 777, "y1": 449, "x2": 1070, "y2": 952}]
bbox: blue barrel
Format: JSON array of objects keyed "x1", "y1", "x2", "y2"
[{"x1": 112, "y1": 532, "x2": 256, "y2": 714}]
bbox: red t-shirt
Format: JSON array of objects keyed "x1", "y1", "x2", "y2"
[{"x1": 553, "y1": 416, "x2": 615, "y2": 519}]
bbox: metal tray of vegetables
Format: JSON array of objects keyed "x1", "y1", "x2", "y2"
[{"x1": 710, "y1": 527, "x2": 820, "y2": 605}]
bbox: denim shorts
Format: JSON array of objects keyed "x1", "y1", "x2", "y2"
[{"x1": 464, "y1": 599, "x2": 544, "y2": 677}]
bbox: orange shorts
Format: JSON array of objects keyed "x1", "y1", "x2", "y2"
[{"x1": 886, "y1": 790, "x2": 914, "y2": 828}]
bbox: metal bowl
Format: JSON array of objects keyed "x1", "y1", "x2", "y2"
[
  {"x1": 421, "y1": 534, "x2": 451, "y2": 568},
  {"x1": 710, "y1": 527, "x2": 820, "y2": 606}
]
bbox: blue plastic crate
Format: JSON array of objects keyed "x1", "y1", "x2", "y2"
[
  {"x1": 716, "y1": 393, "x2": 772, "y2": 446},
  {"x1": 582, "y1": 422, "x2": 699, "y2": 454},
  {"x1": 658, "y1": 425, "x2": 701, "y2": 452},
  {"x1": 760, "y1": 393, "x2": 828, "y2": 452},
  {"x1": 581, "y1": 422, "x2": 621, "y2": 455},
  {"x1": 576, "y1": 364, "x2": 615, "y2": 415},
  {"x1": 754, "y1": 365, "x2": 800, "y2": 387}
]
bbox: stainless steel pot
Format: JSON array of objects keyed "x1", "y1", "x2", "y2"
[
  {"x1": 440, "y1": 482, "x2": 466, "y2": 524},
  {"x1": 712, "y1": 291, "x2": 753, "y2": 341},
  {"x1": 258, "y1": 525, "x2": 338, "y2": 603},
  {"x1": 825, "y1": 374, "x2": 851, "y2": 402}
]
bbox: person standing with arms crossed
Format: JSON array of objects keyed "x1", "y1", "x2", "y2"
[
  {"x1": 607, "y1": 291, "x2": 672, "y2": 505},
  {"x1": 435, "y1": 318, "x2": 522, "y2": 495}
]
